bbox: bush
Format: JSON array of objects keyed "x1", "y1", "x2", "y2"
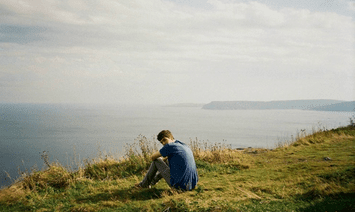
[{"x1": 22, "y1": 164, "x2": 72, "y2": 190}]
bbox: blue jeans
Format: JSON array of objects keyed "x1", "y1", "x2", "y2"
[{"x1": 139, "y1": 158, "x2": 170, "y2": 188}]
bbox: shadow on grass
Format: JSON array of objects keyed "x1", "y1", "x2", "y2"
[
  {"x1": 241, "y1": 193, "x2": 355, "y2": 212},
  {"x1": 76, "y1": 187, "x2": 168, "y2": 204},
  {"x1": 297, "y1": 192, "x2": 355, "y2": 212}
]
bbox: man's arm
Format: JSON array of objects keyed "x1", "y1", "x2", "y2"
[{"x1": 151, "y1": 151, "x2": 162, "y2": 161}]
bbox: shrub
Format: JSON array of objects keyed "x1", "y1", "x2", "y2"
[{"x1": 22, "y1": 164, "x2": 72, "y2": 190}]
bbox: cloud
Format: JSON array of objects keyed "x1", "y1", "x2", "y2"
[
  {"x1": 0, "y1": 25, "x2": 47, "y2": 44},
  {"x1": 346, "y1": 0, "x2": 355, "y2": 11},
  {"x1": 0, "y1": 0, "x2": 354, "y2": 104}
]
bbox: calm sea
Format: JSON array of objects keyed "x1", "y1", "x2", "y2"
[{"x1": 0, "y1": 103, "x2": 354, "y2": 188}]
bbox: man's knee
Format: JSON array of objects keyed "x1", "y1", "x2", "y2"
[{"x1": 153, "y1": 157, "x2": 165, "y2": 164}]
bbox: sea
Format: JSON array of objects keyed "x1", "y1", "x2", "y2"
[{"x1": 0, "y1": 103, "x2": 354, "y2": 188}]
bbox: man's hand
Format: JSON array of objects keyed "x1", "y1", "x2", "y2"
[{"x1": 151, "y1": 151, "x2": 162, "y2": 161}]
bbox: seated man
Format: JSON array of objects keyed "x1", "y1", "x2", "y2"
[{"x1": 136, "y1": 130, "x2": 198, "y2": 191}]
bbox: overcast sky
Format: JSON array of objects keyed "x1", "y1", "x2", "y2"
[{"x1": 0, "y1": 0, "x2": 355, "y2": 105}]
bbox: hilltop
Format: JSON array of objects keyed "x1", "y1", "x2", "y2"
[
  {"x1": 0, "y1": 125, "x2": 355, "y2": 211},
  {"x1": 202, "y1": 99, "x2": 355, "y2": 111}
]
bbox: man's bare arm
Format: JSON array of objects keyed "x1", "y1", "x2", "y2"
[{"x1": 151, "y1": 151, "x2": 162, "y2": 161}]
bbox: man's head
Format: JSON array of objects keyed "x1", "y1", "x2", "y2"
[{"x1": 157, "y1": 130, "x2": 174, "y2": 144}]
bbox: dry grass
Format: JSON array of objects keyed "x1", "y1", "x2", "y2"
[
  {"x1": 22, "y1": 163, "x2": 73, "y2": 190},
  {"x1": 189, "y1": 137, "x2": 235, "y2": 163},
  {"x1": 0, "y1": 183, "x2": 26, "y2": 204}
]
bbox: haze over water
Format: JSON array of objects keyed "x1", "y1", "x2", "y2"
[{"x1": 0, "y1": 103, "x2": 353, "y2": 188}]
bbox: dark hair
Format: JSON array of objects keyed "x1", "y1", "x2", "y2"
[{"x1": 157, "y1": 130, "x2": 174, "y2": 141}]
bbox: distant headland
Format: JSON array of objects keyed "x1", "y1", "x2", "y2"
[{"x1": 201, "y1": 100, "x2": 355, "y2": 112}]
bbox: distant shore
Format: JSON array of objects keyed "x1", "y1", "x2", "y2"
[{"x1": 201, "y1": 99, "x2": 355, "y2": 112}]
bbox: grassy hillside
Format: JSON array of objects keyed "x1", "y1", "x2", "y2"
[{"x1": 0, "y1": 125, "x2": 354, "y2": 211}]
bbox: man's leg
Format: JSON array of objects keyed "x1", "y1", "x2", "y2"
[
  {"x1": 150, "y1": 160, "x2": 170, "y2": 186},
  {"x1": 139, "y1": 158, "x2": 170, "y2": 188}
]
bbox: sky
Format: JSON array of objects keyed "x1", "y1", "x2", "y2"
[{"x1": 0, "y1": 0, "x2": 355, "y2": 105}]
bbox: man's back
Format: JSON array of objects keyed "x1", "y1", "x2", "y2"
[{"x1": 160, "y1": 140, "x2": 198, "y2": 190}]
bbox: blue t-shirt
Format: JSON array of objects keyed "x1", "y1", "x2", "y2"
[{"x1": 159, "y1": 140, "x2": 198, "y2": 190}]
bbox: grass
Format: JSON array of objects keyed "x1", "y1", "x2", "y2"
[{"x1": 0, "y1": 125, "x2": 354, "y2": 211}]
